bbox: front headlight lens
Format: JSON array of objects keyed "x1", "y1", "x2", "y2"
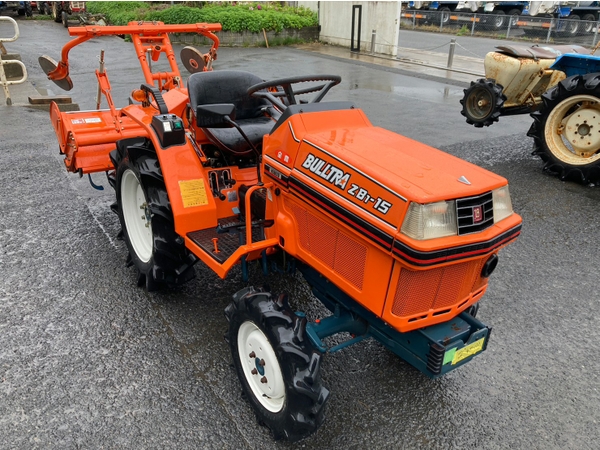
[
  {"x1": 492, "y1": 185, "x2": 513, "y2": 223},
  {"x1": 401, "y1": 200, "x2": 458, "y2": 240}
]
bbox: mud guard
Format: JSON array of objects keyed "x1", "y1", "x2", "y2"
[{"x1": 550, "y1": 54, "x2": 600, "y2": 77}]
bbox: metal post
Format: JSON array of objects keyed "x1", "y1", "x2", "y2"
[
  {"x1": 471, "y1": 13, "x2": 476, "y2": 35},
  {"x1": 351, "y1": 5, "x2": 362, "y2": 52},
  {"x1": 370, "y1": 30, "x2": 376, "y2": 54},
  {"x1": 546, "y1": 18, "x2": 554, "y2": 43},
  {"x1": 506, "y1": 18, "x2": 512, "y2": 39},
  {"x1": 440, "y1": 11, "x2": 444, "y2": 31},
  {"x1": 447, "y1": 38, "x2": 456, "y2": 69},
  {"x1": 594, "y1": 21, "x2": 599, "y2": 47},
  {"x1": 413, "y1": 11, "x2": 416, "y2": 29},
  {"x1": 96, "y1": 49, "x2": 105, "y2": 110}
]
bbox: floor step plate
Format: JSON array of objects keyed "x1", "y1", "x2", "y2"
[{"x1": 187, "y1": 219, "x2": 266, "y2": 264}]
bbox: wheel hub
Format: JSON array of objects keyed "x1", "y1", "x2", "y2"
[
  {"x1": 545, "y1": 94, "x2": 600, "y2": 165},
  {"x1": 121, "y1": 169, "x2": 153, "y2": 263},
  {"x1": 562, "y1": 106, "x2": 600, "y2": 154},
  {"x1": 466, "y1": 87, "x2": 494, "y2": 121},
  {"x1": 238, "y1": 321, "x2": 285, "y2": 413}
]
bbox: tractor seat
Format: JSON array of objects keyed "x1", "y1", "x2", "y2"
[
  {"x1": 188, "y1": 70, "x2": 273, "y2": 155},
  {"x1": 495, "y1": 44, "x2": 591, "y2": 60}
]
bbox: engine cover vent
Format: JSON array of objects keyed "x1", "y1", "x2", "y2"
[{"x1": 288, "y1": 200, "x2": 366, "y2": 290}]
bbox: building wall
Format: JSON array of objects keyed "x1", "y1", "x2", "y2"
[
  {"x1": 297, "y1": 1, "x2": 319, "y2": 11},
  {"x1": 319, "y1": 1, "x2": 401, "y2": 56}
]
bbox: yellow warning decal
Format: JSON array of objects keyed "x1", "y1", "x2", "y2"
[
  {"x1": 452, "y1": 337, "x2": 485, "y2": 365},
  {"x1": 179, "y1": 179, "x2": 208, "y2": 208}
]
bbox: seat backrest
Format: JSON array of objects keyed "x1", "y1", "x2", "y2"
[{"x1": 187, "y1": 70, "x2": 269, "y2": 120}]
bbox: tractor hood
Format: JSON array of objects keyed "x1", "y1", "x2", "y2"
[
  {"x1": 299, "y1": 124, "x2": 507, "y2": 204},
  {"x1": 265, "y1": 107, "x2": 510, "y2": 239}
]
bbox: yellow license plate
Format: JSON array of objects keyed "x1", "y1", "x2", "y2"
[{"x1": 452, "y1": 337, "x2": 485, "y2": 365}]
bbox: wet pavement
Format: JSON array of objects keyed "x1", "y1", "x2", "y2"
[{"x1": 1, "y1": 18, "x2": 599, "y2": 450}]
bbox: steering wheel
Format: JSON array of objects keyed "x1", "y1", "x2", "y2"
[{"x1": 247, "y1": 75, "x2": 341, "y2": 111}]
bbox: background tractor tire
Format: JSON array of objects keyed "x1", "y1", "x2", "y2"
[
  {"x1": 51, "y1": 2, "x2": 62, "y2": 22},
  {"x1": 111, "y1": 139, "x2": 196, "y2": 291},
  {"x1": 461, "y1": 78, "x2": 506, "y2": 128},
  {"x1": 528, "y1": 73, "x2": 600, "y2": 184},
  {"x1": 225, "y1": 288, "x2": 329, "y2": 442}
]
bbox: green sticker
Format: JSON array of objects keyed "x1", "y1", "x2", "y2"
[{"x1": 443, "y1": 347, "x2": 456, "y2": 365}]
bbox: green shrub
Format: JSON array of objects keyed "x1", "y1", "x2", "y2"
[{"x1": 85, "y1": 1, "x2": 317, "y2": 32}]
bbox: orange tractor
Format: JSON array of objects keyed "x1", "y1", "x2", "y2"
[{"x1": 40, "y1": 22, "x2": 522, "y2": 441}]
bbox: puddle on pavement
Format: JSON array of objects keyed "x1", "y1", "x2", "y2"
[{"x1": 349, "y1": 82, "x2": 462, "y2": 103}]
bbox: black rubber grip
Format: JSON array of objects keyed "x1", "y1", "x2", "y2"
[{"x1": 140, "y1": 83, "x2": 169, "y2": 114}]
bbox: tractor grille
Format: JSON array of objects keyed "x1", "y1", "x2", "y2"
[
  {"x1": 287, "y1": 200, "x2": 366, "y2": 290},
  {"x1": 391, "y1": 258, "x2": 486, "y2": 319},
  {"x1": 456, "y1": 191, "x2": 494, "y2": 235}
]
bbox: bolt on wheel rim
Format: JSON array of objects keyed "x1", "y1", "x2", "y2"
[
  {"x1": 237, "y1": 321, "x2": 285, "y2": 413},
  {"x1": 121, "y1": 169, "x2": 153, "y2": 263},
  {"x1": 545, "y1": 94, "x2": 600, "y2": 165}
]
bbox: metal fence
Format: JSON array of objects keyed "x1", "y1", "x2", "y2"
[{"x1": 401, "y1": 10, "x2": 600, "y2": 47}]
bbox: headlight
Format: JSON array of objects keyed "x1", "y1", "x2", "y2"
[
  {"x1": 401, "y1": 186, "x2": 514, "y2": 241},
  {"x1": 492, "y1": 185, "x2": 513, "y2": 223},
  {"x1": 401, "y1": 200, "x2": 458, "y2": 240}
]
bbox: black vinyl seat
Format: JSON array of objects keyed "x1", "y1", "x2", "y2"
[{"x1": 188, "y1": 70, "x2": 273, "y2": 155}]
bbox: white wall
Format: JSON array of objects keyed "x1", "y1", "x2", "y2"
[
  {"x1": 319, "y1": 1, "x2": 401, "y2": 56},
  {"x1": 297, "y1": 1, "x2": 319, "y2": 11}
]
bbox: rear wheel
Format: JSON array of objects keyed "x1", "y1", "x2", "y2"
[
  {"x1": 492, "y1": 10, "x2": 506, "y2": 30},
  {"x1": 112, "y1": 139, "x2": 196, "y2": 290},
  {"x1": 582, "y1": 13, "x2": 595, "y2": 33},
  {"x1": 51, "y1": 2, "x2": 61, "y2": 22},
  {"x1": 507, "y1": 9, "x2": 521, "y2": 27},
  {"x1": 460, "y1": 78, "x2": 506, "y2": 127},
  {"x1": 225, "y1": 288, "x2": 329, "y2": 442},
  {"x1": 528, "y1": 73, "x2": 600, "y2": 183},
  {"x1": 562, "y1": 15, "x2": 580, "y2": 36},
  {"x1": 439, "y1": 7, "x2": 451, "y2": 25}
]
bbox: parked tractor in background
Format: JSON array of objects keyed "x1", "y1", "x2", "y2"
[
  {"x1": 461, "y1": 42, "x2": 600, "y2": 183},
  {"x1": 40, "y1": 21, "x2": 521, "y2": 441},
  {"x1": 47, "y1": 0, "x2": 84, "y2": 27},
  {"x1": 0, "y1": 1, "x2": 32, "y2": 17}
]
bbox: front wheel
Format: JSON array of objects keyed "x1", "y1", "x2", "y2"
[
  {"x1": 460, "y1": 78, "x2": 506, "y2": 127},
  {"x1": 225, "y1": 288, "x2": 329, "y2": 442},
  {"x1": 112, "y1": 139, "x2": 196, "y2": 290},
  {"x1": 528, "y1": 74, "x2": 600, "y2": 183}
]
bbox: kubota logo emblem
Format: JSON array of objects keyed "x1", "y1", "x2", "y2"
[{"x1": 473, "y1": 206, "x2": 483, "y2": 223}]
